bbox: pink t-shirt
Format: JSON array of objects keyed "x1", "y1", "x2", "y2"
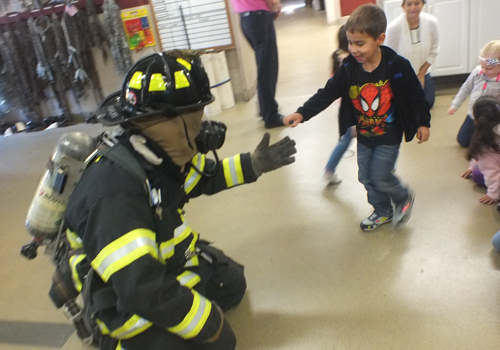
[{"x1": 231, "y1": 0, "x2": 271, "y2": 13}]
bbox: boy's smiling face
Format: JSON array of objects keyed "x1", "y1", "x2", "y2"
[{"x1": 347, "y1": 31, "x2": 385, "y2": 68}]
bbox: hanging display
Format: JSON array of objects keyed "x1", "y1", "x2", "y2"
[{"x1": 120, "y1": 7, "x2": 155, "y2": 51}]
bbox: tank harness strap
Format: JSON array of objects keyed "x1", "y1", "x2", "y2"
[{"x1": 99, "y1": 142, "x2": 148, "y2": 184}]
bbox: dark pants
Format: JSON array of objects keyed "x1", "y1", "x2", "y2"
[
  {"x1": 457, "y1": 115, "x2": 475, "y2": 148},
  {"x1": 240, "y1": 12, "x2": 280, "y2": 123},
  {"x1": 101, "y1": 244, "x2": 246, "y2": 350},
  {"x1": 424, "y1": 74, "x2": 435, "y2": 109}
]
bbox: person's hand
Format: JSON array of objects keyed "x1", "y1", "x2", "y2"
[
  {"x1": 283, "y1": 113, "x2": 303, "y2": 128},
  {"x1": 273, "y1": 7, "x2": 282, "y2": 19},
  {"x1": 448, "y1": 107, "x2": 456, "y2": 115},
  {"x1": 462, "y1": 169, "x2": 472, "y2": 179},
  {"x1": 417, "y1": 73, "x2": 425, "y2": 87},
  {"x1": 416, "y1": 126, "x2": 430, "y2": 144},
  {"x1": 479, "y1": 194, "x2": 497, "y2": 205},
  {"x1": 251, "y1": 132, "x2": 296, "y2": 177}
]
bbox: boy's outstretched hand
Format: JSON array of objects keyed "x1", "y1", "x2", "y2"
[
  {"x1": 283, "y1": 113, "x2": 303, "y2": 128},
  {"x1": 416, "y1": 126, "x2": 430, "y2": 144}
]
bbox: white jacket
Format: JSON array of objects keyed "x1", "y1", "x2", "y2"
[{"x1": 385, "y1": 12, "x2": 439, "y2": 75}]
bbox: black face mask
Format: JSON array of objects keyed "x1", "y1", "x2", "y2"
[{"x1": 195, "y1": 120, "x2": 227, "y2": 154}]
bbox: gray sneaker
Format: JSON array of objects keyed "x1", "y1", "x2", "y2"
[
  {"x1": 360, "y1": 212, "x2": 393, "y2": 231},
  {"x1": 393, "y1": 190, "x2": 415, "y2": 229}
]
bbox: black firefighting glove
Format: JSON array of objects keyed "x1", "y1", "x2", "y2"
[{"x1": 251, "y1": 132, "x2": 296, "y2": 177}]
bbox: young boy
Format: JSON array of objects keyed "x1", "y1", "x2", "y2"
[{"x1": 283, "y1": 4, "x2": 431, "y2": 231}]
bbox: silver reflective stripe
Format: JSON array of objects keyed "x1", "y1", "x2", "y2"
[
  {"x1": 161, "y1": 242, "x2": 174, "y2": 257},
  {"x1": 176, "y1": 297, "x2": 208, "y2": 337},
  {"x1": 113, "y1": 317, "x2": 151, "y2": 339},
  {"x1": 174, "y1": 221, "x2": 189, "y2": 238},
  {"x1": 184, "y1": 256, "x2": 198, "y2": 267},
  {"x1": 178, "y1": 272, "x2": 200, "y2": 287},
  {"x1": 95, "y1": 237, "x2": 156, "y2": 277},
  {"x1": 184, "y1": 155, "x2": 203, "y2": 191},
  {"x1": 227, "y1": 157, "x2": 240, "y2": 186}
]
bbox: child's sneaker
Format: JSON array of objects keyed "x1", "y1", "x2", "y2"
[
  {"x1": 393, "y1": 189, "x2": 415, "y2": 229},
  {"x1": 323, "y1": 170, "x2": 342, "y2": 185},
  {"x1": 360, "y1": 212, "x2": 393, "y2": 231}
]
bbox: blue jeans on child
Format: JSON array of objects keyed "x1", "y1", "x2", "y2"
[
  {"x1": 424, "y1": 74, "x2": 435, "y2": 109},
  {"x1": 357, "y1": 143, "x2": 409, "y2": 217},
  {"x1": 457, "y1": 115, "x2": 475, "y2": 148},
  {"x1": 492, "y1": 230, "x2": 500, "y2": 252},
  {"x1": 325, "y1": 127, "x2": 353, "y2": 173}
]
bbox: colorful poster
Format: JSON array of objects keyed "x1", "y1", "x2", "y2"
[{"x1": 121, "y1": 8, "x2": 156, "y2": 51}]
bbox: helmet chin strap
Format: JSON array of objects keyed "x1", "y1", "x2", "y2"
[{"x1": 180, "y1": 115, "x2": 194, "y2": 151}]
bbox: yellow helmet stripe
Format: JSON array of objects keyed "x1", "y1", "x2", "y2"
[
  {"x1": 129, "y1": 71, "x2": 143, "y2": 90},
  {"x1": 149, "y1": 73, "x2": 167, "y2": 91},
  {"x1": 177, "y1": 58, "x2": 192, "y2": 71},
  {"x1": 175, "y1": 70, "x2": 191, "y2": 89}
]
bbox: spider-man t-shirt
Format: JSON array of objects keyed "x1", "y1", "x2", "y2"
[{"x1": 349, "y1": 56, "x2": 403, "y2": 146}]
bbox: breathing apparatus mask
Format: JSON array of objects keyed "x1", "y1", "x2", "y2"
[{"x1": 97, "y1": 50, "x2": 226, "y2": 175}]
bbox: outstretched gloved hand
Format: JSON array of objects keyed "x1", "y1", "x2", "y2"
[{"x1": 251, "y1": 132, "x2": 297, "y2": 177}]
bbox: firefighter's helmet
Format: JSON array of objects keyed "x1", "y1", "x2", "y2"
[{"x1": 97, "y1": 51, "x2": 214, "y2": 126}]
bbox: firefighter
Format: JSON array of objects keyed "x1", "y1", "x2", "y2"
[{"x1": 63, "y1": 50, "x2": 296, "y2": 349}]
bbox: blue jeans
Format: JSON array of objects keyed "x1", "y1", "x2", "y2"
[
  {"x1": 424, "y1": 74, "x2": 435, "y2": 109},
  {"x1": 492, "y1": 230, "x2": 500, "y2": 252},
  {"x1": 325, "y1": 127, "x2": 353, "y2": 173},
  {"x1": 457, "y1": 115, "x2": 475, "y2": 148},
  {"x1": 357, "y1": 143, "x2": 409, "y2": 217}
]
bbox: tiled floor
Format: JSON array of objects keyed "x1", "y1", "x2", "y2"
[{"x1": 1, "y1": 4, "x2": 500, "y2": 350}]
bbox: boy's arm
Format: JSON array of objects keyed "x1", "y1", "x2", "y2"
[
  {"x1": 399, "y1": 58, "x2": 431, "y2": 130},
  {"x1": 295, "y1": 67, "x2": 347, "y2": 122}
]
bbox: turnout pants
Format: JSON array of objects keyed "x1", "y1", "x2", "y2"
[{"x1": 100, "y1": 244, "x2": 246, "y2": 350}]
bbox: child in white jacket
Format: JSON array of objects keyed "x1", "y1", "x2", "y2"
[{"x1": 465, "y1": 96, "x2": 500, "y2": 205}]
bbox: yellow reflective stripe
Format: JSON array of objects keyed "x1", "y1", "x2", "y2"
[
  {"x1": 91, "y1": 229, "x2": 158, "y2": 282},
  {"x1": 129, "y1": 71, "x2": 143, "y2": 90},
  {"x1": 184, "y1": 255, "x2": 199, "y2": 267},
  {"x1": 177, "y1": 270, "x2": 201, "y2": 288},
  {"x1": 96, "y1": 319, "x2": 110, "y2": 335},
  {"x1": 69, "y1": 254, "x2": 86, "y2": 292},
  {"x1": 177, "y1": 58, "x2": 192, "y2": 71},
  {"x1": 175, "y1": 70, "x2": 190, "y2": 89},
  {"x1": 174, "y1": 220, "x2": 192, "y2": 244},
  {"x1": 159, "y1": 237, "x2": 175, "y2": 261},
  {"x1": 168, "y1": 290, "x2": 212, "y2": 339},
  {"x1": 184, "y1": 154, "x2": 205, "y2": 194},
  {"x1": 149, "y1": 73, "x2": 167, "y2": 91},
  {"x1": 115, "y1": 340, "x2": 123, "y2": 350},
  {"x1": 222, "y1": 155, "x2": 244, "y2": 188},
  {"x1": 110, "y1": 314, "x2": 153, "y2": 340},
  {"x1": 66, "y1": 229, "x2": 83, "y2": 250}
]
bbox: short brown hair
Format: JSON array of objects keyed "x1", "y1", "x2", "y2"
[{"x1": 346, "y1": 4, "x2": 387, "y2": 40}]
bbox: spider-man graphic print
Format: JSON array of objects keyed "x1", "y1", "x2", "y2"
[{"x1": 350, "y1": 79, "x2": 396, "y2": 137}]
